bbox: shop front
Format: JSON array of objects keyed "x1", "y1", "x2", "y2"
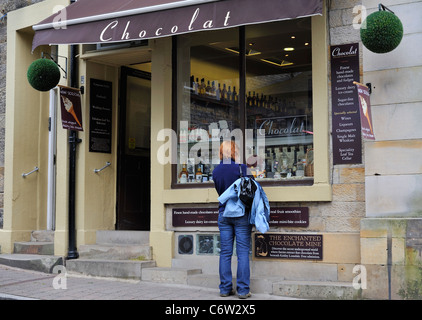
[
  {"x1": 0, "y1": 0, "x2": 380, "y2": 298},
  {"x1": 2, "y1": 1, "x2": 338, "y2": 276}
]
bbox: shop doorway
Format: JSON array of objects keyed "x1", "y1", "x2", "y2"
[{"x1": 117, "y1": 66, "x2": 151, "y2": 230}]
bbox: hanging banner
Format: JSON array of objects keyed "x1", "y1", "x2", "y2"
[
  {"x1": 355, "y1": 82, "x2": 375, "y2": 140},
  {"x1": 59, "y1": 85, "x2": 83, "y2": 131},
  {"x1": 330, "y1": 43, "x2": 362, "y2": 165}
]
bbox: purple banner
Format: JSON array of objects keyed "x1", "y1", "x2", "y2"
[{"x1": 331, "y1": 43, "x2": 362, "y2": 165}]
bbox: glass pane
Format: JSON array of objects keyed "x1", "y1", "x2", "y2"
[
  {"x1": 176, "y1": 28, "x2": 239, "y2": 184},
  {"x1": 245, "y1": 19, "x2": 313, "y2": 182},
  {"x1": 126, "y1": 76, "x2": 151, "y2": 156},
  {"x1": 197, "y1": 234, "x2": 214, "y2": 254}
]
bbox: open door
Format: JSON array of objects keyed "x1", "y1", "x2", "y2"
[{"x1": 116, "y1": 67, "x2": 151, "y2": 230}]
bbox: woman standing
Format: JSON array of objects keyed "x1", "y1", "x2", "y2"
[{"x1": 212, "y1": 140, "x2": 252, "y2": 299}]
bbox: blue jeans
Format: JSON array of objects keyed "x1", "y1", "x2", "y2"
[{"x1": 218, "y1": 212, "x2": 252, "y2": 295}]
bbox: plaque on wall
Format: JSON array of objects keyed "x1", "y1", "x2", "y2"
[
  {"x1": 269, "y1": 207, "x2": 309, "y2": 227},
  {"x1": 255, "y1": 233, "x2": 323, "y2": 260},
  {"x1": 172, "y1": 208, "x2": 218, "y2": 227},
  {"x1": 89, "y1": 78, "x2": 112, "y2": 153}
]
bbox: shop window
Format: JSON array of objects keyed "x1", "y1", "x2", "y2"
[{"x1": 174, "y1": 18, "x2": 313, "y2": 187}]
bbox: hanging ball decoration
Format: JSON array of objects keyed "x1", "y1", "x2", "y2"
[
  {"x1": 360, "y1": 10, "x2": 403, "y2": 54},
  {"x1": 27, "y1": 58, "x2": 61, "y2": 91}
]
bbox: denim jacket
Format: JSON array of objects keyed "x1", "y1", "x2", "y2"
[
  {"x1": 218, "y1": 178, "x2": 270, "y2": 233},
  {"x1": 249, "y1": 180, "x2": 270, "y2": 234}
]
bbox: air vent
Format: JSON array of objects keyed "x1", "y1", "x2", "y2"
[{"x1": 178, "y1": 235, "x2": 193, "y2": 254}]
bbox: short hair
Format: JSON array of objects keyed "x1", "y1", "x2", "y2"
[{"x1": 219, "y1": 140, "x2": 239, "y2": 162}]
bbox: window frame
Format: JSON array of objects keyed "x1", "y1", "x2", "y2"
[{"x1": 171, "y1": 20, "x2": 322, "y2": 191}]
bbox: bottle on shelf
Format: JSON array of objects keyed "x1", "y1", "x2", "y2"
[
  {"x1": 179, "y1": 163, "x2": 188, "y2": 183},
  {"x1": 232, "y1": 86, "x2": 238, "y2": 103},
  {"x1": 195, "y1": 162, "x2": 203, "y2": 182},
  {"x1": 211, "y1": 81, "x2": 216, "y2": 98},
  {"x1": 190, "y1": 75, "x2": 196, "y2": 94},
  {"x1": 192, "y1": 77, "x2": 199, "y2": 95},
  {"x1": 216, "y1": 83, "x2": 221, "y2": 101},
  {"x1": 227, "y1": 86, "x2": 232, "y2": 102},
  {"x1": 199, "y1": 78, "x2": 206, "y2": 95},
  {"x1": 259, "y1": 94, "x2": 264, "y2": 108},
  {"x1": 296, "y1": 158, "x2": 305, "y2": 177},
  {"x1": 206, "y1": 80, "x2": 212, "y2": 97},
  {"x1": 202, "y1": 164, "x2": 210, "y2": 182},
  {"x1": 279, "y1": 148, "x2": 289, "y2": 178},
  {"x1": 221, "y1": 84, "x2": 227, "y2": 100}
]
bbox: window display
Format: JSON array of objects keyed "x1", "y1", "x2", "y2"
[{"x1": 174, "y1": 18, "x2": 313, "y2": 187}]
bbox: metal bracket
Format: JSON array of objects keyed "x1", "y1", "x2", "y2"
[
  {"x1": 94, "y1": 162, "x2": 111, "y2": 173},
  {"x1": 42, "y1": 52, "x2": 68, "y2": 79},
  {"x1": 378, "y1": 3, "x2": 395, "y2": 14},
  {"x1": 22, "y1": 166, "x2": 39, "y2": 178},
  {"x1": 366, "y1": 82, "x2": 372, "y2": 94},
  {"x1": 69, "y1": 135, "x2": 82, "y2": 144}
]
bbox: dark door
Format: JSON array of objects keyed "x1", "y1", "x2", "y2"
[{"x1": 117, "y1": 67, "x2": 151, "y2": 230}]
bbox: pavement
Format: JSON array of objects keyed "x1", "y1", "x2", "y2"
[{"x1": 0, "y1": 264, "x2": 296, "y2": 301}]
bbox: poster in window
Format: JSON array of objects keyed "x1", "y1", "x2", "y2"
[
  {"x1": 89, "y1": 79, "x2": 112, "y2": 153},
  {"x1": 355, "y1": 82, "x2": 375, "y2": 140}
]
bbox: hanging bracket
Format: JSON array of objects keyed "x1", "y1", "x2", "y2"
[{"x1": 42, "y1": 52, "x2": 68, "y2": 79}]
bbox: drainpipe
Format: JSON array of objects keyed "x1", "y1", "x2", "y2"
[
  {"x1": 67, "y1": 0, "x2": 80, "y2": 260},
  {"x1": 47, "y1": 87, "x2": 57, "y2": 231}
]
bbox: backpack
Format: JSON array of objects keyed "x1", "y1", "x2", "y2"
[{"x1": 238, "y1": 164, "x2": 257, "y2": 208}]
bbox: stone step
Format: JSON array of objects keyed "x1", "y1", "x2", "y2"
[
  {"x1": 78, "y1": 244, "x2": 152, "y2": 260},
  {"x1": 272, "y1": 280, "x2": 360, "y2": 300},
  {"x1": 66, "y1": 258, "x2": 156, "y2": 280},
  {"x1": 187, "y1": 273, "x2": 281, "y2": 294},
  {"x1": 14, "y1": 242, "x2": 54, "y2": 255},
  {"x1": 185, "y1": 273, "x2": 359, "y2": 299},
  {"x1": 0, "y1": 254, "x2": 64, "y2": 273},
  {"x1": 96, "y1": 231, "x2": 149, "y2": 245},
  {"x1": 141, "y1": 267, "x2": 202, "y2": 284}
]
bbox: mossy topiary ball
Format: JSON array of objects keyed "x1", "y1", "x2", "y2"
[
  {"x1": 361, "y1": 10, "x2": 403, "y2": 53},
  {"x1": 27, "y1": 58, "x2": 61, "y2": 91}
]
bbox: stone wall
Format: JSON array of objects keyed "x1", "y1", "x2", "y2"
[{"x1": 360, "y1": 0, "x2": 422, "y2": 299}]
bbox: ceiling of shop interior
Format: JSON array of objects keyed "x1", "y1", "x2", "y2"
[{"x1": 82, "y1": 46, "x2": 152, "y2": 66}]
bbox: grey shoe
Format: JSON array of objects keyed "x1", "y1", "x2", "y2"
[
  {"x1": 238, "y1": 292, "x2": 251, "y2": 299},
  {"x1": 220, "y1": 290, "x2": 235, "y2": 297}
]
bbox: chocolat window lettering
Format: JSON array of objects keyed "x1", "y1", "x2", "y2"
[{"x1": 99, "y1": 8, "x2": 232, "y2": 43}]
